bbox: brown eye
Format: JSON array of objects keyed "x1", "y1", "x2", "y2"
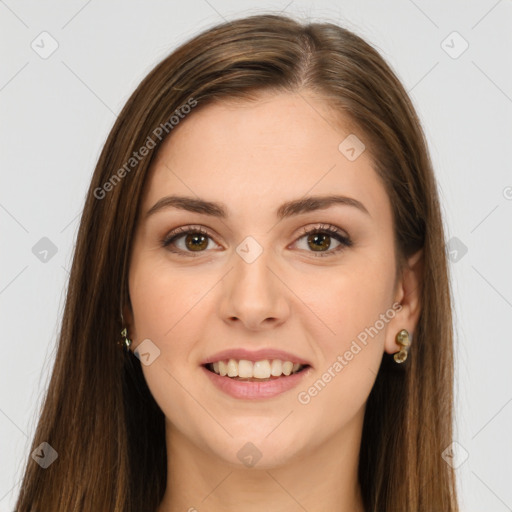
[
  {"x1": 162, "y1": 226, "x2": 217, "y2": 256},
  {"x1": 183, "y1": 232, "x2": 209, "y2": 251},
  {"x1": 306, "y1": 232, "x2": 332, "y2": 251},
  {"x1": 162, "y1": 224, "x2": 352, "y2": 258},
  {"x1": 295, "y1": 224, "x2": 353, "y2": 257}
]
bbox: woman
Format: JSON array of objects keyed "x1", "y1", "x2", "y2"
[{"x1": 15, "y1": 13, "x2": 459, "y2": 511}]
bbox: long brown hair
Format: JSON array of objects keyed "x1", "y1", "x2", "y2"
[{"x1": 15, "y1": 13, "x2": 458, "y2": 511}]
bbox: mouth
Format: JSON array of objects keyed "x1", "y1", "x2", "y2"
[
  {"x1": 202, "y1": 359, "x2": 311, "y2": 382},
  {"x1": 201, "y1": 359, "x2": 313, "y2": 399}
]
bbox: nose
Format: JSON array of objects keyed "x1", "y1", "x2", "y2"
[{"x1": 218, "y1": 248, "x2": 290, "y2": 331}]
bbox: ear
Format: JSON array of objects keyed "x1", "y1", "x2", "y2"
[{"x1": 384, "y1": 249, "x2": 423, "y2": 355}]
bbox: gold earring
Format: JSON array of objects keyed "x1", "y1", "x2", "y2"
[
  {"x1": 117, "y1": 327, "x2": 132, "y2": 352},
  {"x1": 393, "y1": 329, "x2": 410, "y2": 363}
]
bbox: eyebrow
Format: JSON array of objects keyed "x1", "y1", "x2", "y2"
[{"x1": 145, "y1": 194, "x2": 370, "y2": 220}]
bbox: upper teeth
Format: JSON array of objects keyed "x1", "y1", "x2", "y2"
[{"x1": 211, "y1": 359, "x2": 304, "y2": 379}]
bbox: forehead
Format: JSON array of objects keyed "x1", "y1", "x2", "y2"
[{"x1": 141, "y1": 91, "x2": 390, "y2": 223}]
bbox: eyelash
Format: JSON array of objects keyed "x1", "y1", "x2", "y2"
[{"x1": 161, "y1": 223, "x2": 353, "y2": 258}]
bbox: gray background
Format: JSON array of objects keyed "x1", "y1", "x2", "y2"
[{"x1": 1, "y1": 1, "x2": 511, "y2": 510}]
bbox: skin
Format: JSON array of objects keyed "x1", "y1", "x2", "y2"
[{"x1": 123, "y1": 90, "x2": 423, "y2": 512}]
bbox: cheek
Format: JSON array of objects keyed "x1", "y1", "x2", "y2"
[
  {"x1": 306, "y1": 256, "x2": 395, "y2": 345},
  {"x1": 129, "y1": 261, "x2": 205, "y2": 343},
  {"x1": 298, "y1": 257, "x2": 395, "y2": 399},
  {"x1": 296, "y1": 297, "x2": 387, "y2": 430},
  {"x1": 129, "y1": 265, "x2": 215, "y2": 440}
]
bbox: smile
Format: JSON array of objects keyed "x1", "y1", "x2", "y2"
[
  {"x1": 202, "y1": 359, "x2": 312, "y2": 399},
  {"x1": 206, "y1": 358, "x2": 307, "y2": 379}
]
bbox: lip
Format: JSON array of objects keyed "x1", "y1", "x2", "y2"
[
  {"x1": 200, "y1": 348, "x2": 312, "y2": 366},
  {"x1": 201, "y1": 364, "x2": 313, "y2": 400}
]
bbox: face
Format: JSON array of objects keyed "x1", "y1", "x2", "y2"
[{"x1": 124, "y1": 90, "x2": 418, "y2": 468}]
